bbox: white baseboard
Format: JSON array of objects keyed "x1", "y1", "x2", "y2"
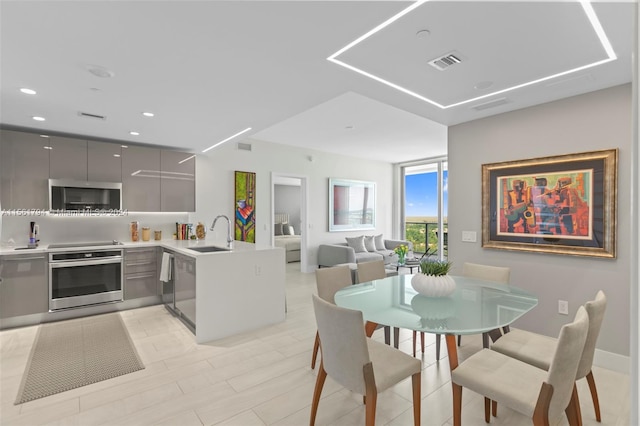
[{"x1": 593, "y1": 348, "x2": 630, "y2": 374}]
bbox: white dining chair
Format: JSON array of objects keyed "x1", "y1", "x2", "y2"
[
  {"x1": 450, "y1": 306, "x2": 589, "y2": 426},
  {"x1": 310, "y1": 295, "x2": 422, "y2": 426},
  {"x1": 310, "y1": 265, "x2": 353, "y2": 369},
  {"x1": 491, "y1": 290, "x2": 607, "y2": 422}
]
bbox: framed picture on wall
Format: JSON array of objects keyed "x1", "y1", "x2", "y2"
[
  {"x1": 329, "y1": 178, "x2": 376, "y2": 232},
  {"x1": 481, "y1": 149, "x2": 617, "y2": 258}
]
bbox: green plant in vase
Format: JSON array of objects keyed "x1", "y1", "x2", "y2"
[
  {"x1": 418, "y1": 260, "x2": 452, "y2": 276},
  {"x1": 412, "y1": 260, "x2": 455, "y2": 297}
]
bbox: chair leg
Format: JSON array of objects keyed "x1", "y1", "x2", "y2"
[
  {"x1": 412, "y1": 331, "x2": 417, "y2": 357},
  {"x1": 585, "y1": 370, "x2": 602, "y2": 422},
  {"x1": 420, "y1": 332, "x2": 425, "y2": 353},
  {"x1": 436, "y1": 333, "x2": 441, "y2": 360},
  {"x1": 484, "y1": 397, "x2": 491, "y2": 422},
  {"x1": 311, "y1": 331, "x2": 319, "y2": 369},
  {"x1": 309, "y1": 362, "x2": 327, "y2": 426},
  {"x1": 412, "y1": 372, "x2": 421, "y2": 426},
  {"x1": 492, "y1": 400, "x2": 497, "y2": 417},
  {"x1": 384, "y1": 326, "x2": 390, "y2": 345},
  {"x1": 363, "y1": 362, "x2": 377, "y2": 426},
  {"x1": 457, "y1": 335, "x2": 462, "y2": 347},
  {"x1": 452, "y1": 383, "x2": 462, "y2": 426},
  {"x1": 533, "y1": 382, "x2": 553, "y2": 426}
]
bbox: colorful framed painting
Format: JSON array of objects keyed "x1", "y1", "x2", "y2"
[
  {"x1": 482, "y1": 149, "x2": 617, "y2": 258},
  {"x1": 329, "y1": 178, "x2": 376, "y2": 232},
  {"x1": 235, "y1": 171, "x2": 256, "y2": 243}
]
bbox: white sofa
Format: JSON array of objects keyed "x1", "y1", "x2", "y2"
[{"x1": 317, "y1": 238, "x2": 412, "y2": 267}]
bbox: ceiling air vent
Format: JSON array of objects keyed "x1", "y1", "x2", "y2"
[
  {"x1": 77, "y1": 111, "x2": 106, "y2": 120},
  {"x1": 237, "y1": 142, "x2": 252, "y2": 151},
  {"x1": 471, "y1": 97, "x2": 509, "y2": 111},
  {"x1": 428, "y1": 51, "x2": 463, "y2": 71}
]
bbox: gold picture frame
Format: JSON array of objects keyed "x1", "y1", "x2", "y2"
[{"x1": 482, "y1": 149, "x2": 617, "y2": 258}]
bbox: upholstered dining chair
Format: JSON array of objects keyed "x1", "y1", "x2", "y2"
[
  {"x1": 356, "y1": 260, "x2": 397, "y2": 349},
  {"x1": 311, "y1": 265, "x2": 353, "y2": 369},
  {"x1": 310, "y1": 295, "x2": 422, "y2": 426},
  {"x1": 432, "y1": 262, "x2": 511, "y2": 360},
  {"x1": 450, "y1": 306, "x2": 589, "y2": 426},
  {"x1": 491, "y1": 290, "x2": 607, "y2": 422}
]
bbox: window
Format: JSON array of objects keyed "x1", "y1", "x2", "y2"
[{"x1": 402, "y1": 159, "x2": 448, "y2": 260}]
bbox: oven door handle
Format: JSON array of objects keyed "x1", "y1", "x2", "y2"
[{"x1": 50, "y1": 257, "x2": 122, "y2": 268}]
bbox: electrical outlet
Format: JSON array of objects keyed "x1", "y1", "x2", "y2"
[{"x1": 558, "y1": 300, "x2": 569, "y2": 315}]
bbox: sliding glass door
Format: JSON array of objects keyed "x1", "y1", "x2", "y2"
[{"x1": 402, "y1": 159, "x2": 448, "y2": 260}]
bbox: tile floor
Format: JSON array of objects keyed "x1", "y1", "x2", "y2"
[{"x1": 0, "y1": 263, "x2": 631, "y2": 425}]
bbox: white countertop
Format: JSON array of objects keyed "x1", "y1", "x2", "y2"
[{"x1": 0, "y1": 239, "x2": 281, "y2": 257}]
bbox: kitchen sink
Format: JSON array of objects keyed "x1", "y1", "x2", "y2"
[{"x1": 187, "y1": 246, "x2": 230, "y2": 253}]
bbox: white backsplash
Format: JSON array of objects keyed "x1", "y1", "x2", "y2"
[{"x1": 1, "y1": 213, "x2": 190, "y2": 246}]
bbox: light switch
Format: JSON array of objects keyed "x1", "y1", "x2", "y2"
[{"x1": 462, "y1": 231, "x2": 477, "y2": 242}]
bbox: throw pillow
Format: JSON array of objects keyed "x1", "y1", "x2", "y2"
[
  {"x1": 345, "y1": 236, "x2": 367, "y2": 253},
  {"x1": 364, "y1": 235, "x2": 376, "y2": 252},
  {"x1": 284, "y1": 224, "x2": 295, "y2": 235},
  {"x1": 274, "y1": 223, "x2": 283, "y2": 236},
  {"x1": 374, "y1": 234, "x2": 385, "y2": 251}
]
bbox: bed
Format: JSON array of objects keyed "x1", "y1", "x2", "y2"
[{"x1": 274, "y1": 213, "x2": 301, "y2": 263}]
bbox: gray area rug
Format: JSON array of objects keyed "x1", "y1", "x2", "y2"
[{"x1": 15, "y1": 313, "x2": 145, "y2": 404}]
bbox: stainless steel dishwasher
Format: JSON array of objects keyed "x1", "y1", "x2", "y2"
[{"x1": 162, "y1": 251, "x2": 196, "y2": 333}]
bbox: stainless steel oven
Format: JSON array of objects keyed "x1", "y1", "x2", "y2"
[{"x1": 49, "y1": 248, "x2": 123, "y2": 310}]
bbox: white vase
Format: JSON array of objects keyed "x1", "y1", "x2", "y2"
[{"x1": 411, "y1": 274, "x2": 456, "y2": 297}]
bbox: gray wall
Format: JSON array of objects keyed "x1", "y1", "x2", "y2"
[
  {"x1": 274, "y1": 183, "x2": 301, "y2": 234},
  {"x1": 448, "y1": 84, "x2": 632, "y2": 357}
]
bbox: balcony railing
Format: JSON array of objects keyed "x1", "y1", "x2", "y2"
[{"x1": 405, "y1": 221, "x2": 448, "y2": 259}]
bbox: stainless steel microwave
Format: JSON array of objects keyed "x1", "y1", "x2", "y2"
[{"x1": 49, "y1": 179, "x2": 122, "y2": 212}]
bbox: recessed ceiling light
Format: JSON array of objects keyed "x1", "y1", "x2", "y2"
[
  {"x1": 39, "y1": 134, "x2": 49, "y2": 138},
  {"x1": 202, "y1": 127, "x2": 252, "y2": 153},
  {"x1": 416, "y1": 29, "x2": 430, "y2": 39},
  {"x1": 474, "y1": 81, "x2": 493, "y2": 90},
  {"x1": 345, "y1": 125, "x2": 354, "y2": 130},
  {"x1": 142, "y1": 112, "x2": 154, "y2": 117},
  {"x1": 113, "y1": 154, "x2": 121, "y2": 158},
  {"x1": 87, "y1": 65, "x2": 115, "y2": 78},
  {"x1": 121, "y1": 145, "x2": 128, "y2": 148},
  {"x1": 129, "y1": 131, "x2": 140, "y2": 136},
  {"x1": 43, "y1": 146, "x2": 53, "y2": 150},
  {"x1": 90, "y1": 87, "x2": 101, "y2": 92},
  {"x1": 32, "y1": 116, "x2": 46, "y2": 121},
  {"x1": 20, "y1": 88, "x2": 36, "y2": 95}
]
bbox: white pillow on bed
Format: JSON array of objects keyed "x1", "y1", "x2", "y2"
[{"x1": 283, "y1": 224, "x2": 295, "y2": 235}]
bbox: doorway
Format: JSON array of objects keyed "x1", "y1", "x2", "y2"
[{"x1": 271, "y1": 173, "x2": 309, "y2": 273}]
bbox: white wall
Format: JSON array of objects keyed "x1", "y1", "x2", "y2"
[
  {"x1": 448, "y1": 84, "x2": 632, "y2": 358},
  {"x1": 190, "y1": 139, "x2": 394, "y2": 271}
]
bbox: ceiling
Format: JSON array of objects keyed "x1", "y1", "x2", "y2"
[{"x1": 0, "y1": 1, "x2": 634, "y2": 164}]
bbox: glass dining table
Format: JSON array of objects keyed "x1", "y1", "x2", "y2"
[{"x1": 334, "y1": 274, "x2": 539, "y2": 372}]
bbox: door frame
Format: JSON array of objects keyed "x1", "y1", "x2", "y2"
[{"x1": 271, "y1": 172, "x2": 310, "y2": 273}]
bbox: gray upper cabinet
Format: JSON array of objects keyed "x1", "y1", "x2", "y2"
[
  {"x1": 122, "y1": 145, "x2": 161, "y2": 211},
  {"x1": 161, "y1": 150, "x2": 195, "y2": 212},
  {"x1": 49, "y1": 136, "x2": 87, "y2": 180},
  {"x1": 0, "y1": 130, "x2": 50, "y2": 209},
  {"x1": 88, "y1": 140, "x2": 122, "y2": 182}
]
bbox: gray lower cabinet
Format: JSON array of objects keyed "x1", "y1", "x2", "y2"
[
  {"x1": 122, "y1": 145, "x2": 161, "y2": 211},
  {"x1": 88, "y1": 141, "x2": 122, "y2": 182},
  {"x1": 49, "y1": 136, "x2": 88, "y2": 180},
  {"x1": 0, "y1": 130, "x2": 50, "y2": 210},
  {"x1": 161, "y1": 150, "x2": 196, "y2": 212},
  {"x1": 123, "y1": 247, "x2": 159, "y2": 300},
  {"x1": 0, "y1": 254, "x2": 48, "y2": 319}
]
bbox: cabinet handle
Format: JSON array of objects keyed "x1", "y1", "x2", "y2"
[
  {"x1": 126, "y1": 261, "x2": 155, "y2": 266},
  {"x1": 126, "y1": 248, "x2": 156, "y2": 254},
  {"x1": 2, "y1": 256, "x2": 46, "y2": 261},
  {"x1": 125, "y1": 273, "x2": 156, "y2": 280}
]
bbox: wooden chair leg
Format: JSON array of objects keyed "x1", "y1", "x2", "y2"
[
  {"x1": 363, "y1": 362, "x2": 377, "y2": 426},
  {"x1": 484, "y1": 397, "x2": 491, "y2": 422},
  {"x1": 412, "y1": 372, "x2": 421, "y2": 426},
  {"x1": 412, "y1": 331, "x2": 417, "y2": 357},
  {"x1": 452, "y1": 383, "x2": 462, "y2": 426},
  {"x1": 435, "y1": 333, "x2": 441, "y2": 360},
  {"x1": 586, "y1": 370, "x2": 602, "y2": 422},
  {"x1": 533, "y1": 382, "x2": 553, "y2": 426},
  {"x1": 492, "y1": 400, "x2": 497, "y2": 417},
  {"x1": 311, "y1": 331, "x2": 319, "y2": 369},
  {"x1": 309, "y1": 362, "x2": 327, "y2": 426},
  {"x1": 565, "y1": 384, "x2": 582, "y2": 426}
]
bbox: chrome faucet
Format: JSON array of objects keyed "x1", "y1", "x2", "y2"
[{"x1": 210, "y1": 215, "x2": 233, "y2": 249}]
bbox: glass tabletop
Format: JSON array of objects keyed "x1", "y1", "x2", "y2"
[{"x1": 334, "y1": 274, "x2": 538, "y2": 335}]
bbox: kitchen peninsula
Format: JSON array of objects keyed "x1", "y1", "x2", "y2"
[{"x1": 0, "y1": 239, "x2": 286, "y2": 344}]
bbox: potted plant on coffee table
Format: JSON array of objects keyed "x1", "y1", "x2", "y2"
[{"x1": 411, "y1": 259, "x2": 455, "y2": 297}]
